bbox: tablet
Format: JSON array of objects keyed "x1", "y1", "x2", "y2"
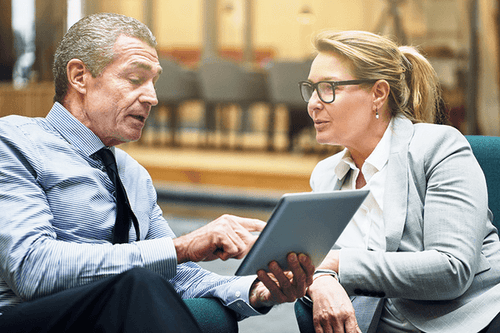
[{"x1": 235, "y1": 189, "x2": 369, "y2": 276}]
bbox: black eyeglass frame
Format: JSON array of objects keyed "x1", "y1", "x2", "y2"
[{"x1": 298, "y1": 79, "x2": 377, "y2": 103}]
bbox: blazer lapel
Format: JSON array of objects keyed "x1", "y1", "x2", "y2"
[{"x1": 383, "y1": 117, "x2": 413, "y2": 252}]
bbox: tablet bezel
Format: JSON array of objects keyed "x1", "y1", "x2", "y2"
[{"x1": 235, "y1": 190, "x2": 369, "y2": 276}]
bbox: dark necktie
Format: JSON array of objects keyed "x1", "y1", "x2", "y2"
[{"x1": 96, "y1": 148, "x2": 140, "y2": 244}]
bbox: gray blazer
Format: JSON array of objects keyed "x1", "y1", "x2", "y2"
[{"x1": 310, "y1": 116, "x2": 500, "y2": 333}]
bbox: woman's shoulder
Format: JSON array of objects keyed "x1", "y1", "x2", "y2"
[
  {"x1": 410, "y1": 122, "x2": 468, "y2": 152},
  {"x1": 406, "y1": 122, "x2": 472, "y2": 173}
]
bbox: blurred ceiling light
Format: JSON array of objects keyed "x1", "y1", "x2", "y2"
[
  {"x1": 223, "y1": 1, "x2": 234, "y2": 13},
  {"x1": 297, "y1": 5, "x2": 316, "y2": 25}
]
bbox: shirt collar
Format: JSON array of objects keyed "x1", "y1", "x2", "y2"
[
  {"x1": 334, "y1": 118, "x2": 394, "y2": 184},
  {"x1": 334, "y1": 148, "x2": 352, "y2": 184},
  {"x1": 46, "y1": 102, "x2": 110, "y2": 157},
  {"x1": 363, "y1": 118, "x2": 393, "y2": 180}
]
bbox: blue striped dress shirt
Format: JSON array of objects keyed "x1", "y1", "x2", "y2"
[{"x1": 0, "y1": 102, "x2": 260, "y2": 318}]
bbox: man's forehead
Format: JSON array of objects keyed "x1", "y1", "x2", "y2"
[
  {"x1": 127, "y1": 60, "x2": 163, "y2": 75},
  {"x1": 112, "y1": 35, "x2": 162, "y2": 74},
  {"x1": 113, "y1": 35, "x2": 157, "y2": 57}
]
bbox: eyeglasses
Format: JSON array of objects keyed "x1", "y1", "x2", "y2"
[{"x1": 298, "y1": 80, "x2": 377, "y2": 104}]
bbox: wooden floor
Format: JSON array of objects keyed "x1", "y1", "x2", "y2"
[{"x1": 121, "y1": 142, "x2": 329, "y2": 195}]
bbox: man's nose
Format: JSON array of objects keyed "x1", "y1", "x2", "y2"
[{"x1": 142, "y1": 81, "x2": 158, "y2": 106}]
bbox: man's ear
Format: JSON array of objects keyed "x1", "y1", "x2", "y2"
[
  {"x1": 66, "y1": 59, "x2": 89, "y2": 95},
  {"x1": 372, "y1": 79, "x2": 390, "y2": 110}
]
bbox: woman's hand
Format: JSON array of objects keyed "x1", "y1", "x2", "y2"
[{"x1": 308, "y1": 275, "x2": 361, "y2": 333}]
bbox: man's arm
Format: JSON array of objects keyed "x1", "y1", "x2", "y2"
[
  {"x1": 0, "y1": 122, "x2": 178, "y2": 301},
  {"x1": 173, "y1": 214, "x2": 265, "y2": 263}
]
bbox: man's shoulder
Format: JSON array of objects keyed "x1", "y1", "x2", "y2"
[
  {"x1": 0, "y1": 115, "x2": 56, "y2": 148},
  {"x1": 0, "y1": 114, "x2": 32, "y2": 127},
  {"x1": 0, "y1": 114, "x2": 49, "y2": 133}
]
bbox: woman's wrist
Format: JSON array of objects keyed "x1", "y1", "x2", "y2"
[
  {"x1": 303, "y1": 271, "x2": 340, "y2": 305},
  {"x1": 313, "y1": 269, "x2": 339, "y2": 282}
]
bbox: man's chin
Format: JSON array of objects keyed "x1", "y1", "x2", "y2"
[{"x1": 103, "y1": 131, "x2": 142, "y2": 147}]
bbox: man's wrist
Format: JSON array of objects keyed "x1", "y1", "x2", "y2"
[{"x1": 172, "y1": 236, "x2": 189, "y2": 263}]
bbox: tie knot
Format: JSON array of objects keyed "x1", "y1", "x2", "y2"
[{"x1": 96, "y1": 148, "x2": 117, "y2": 171}]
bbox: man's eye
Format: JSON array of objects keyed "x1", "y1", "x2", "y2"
[{"x1": 129, "y1": 76, "x2": 144, "y2": 85}]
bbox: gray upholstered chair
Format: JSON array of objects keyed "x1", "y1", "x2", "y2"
[
  {"x1": 197, "y1": 57, "x2": 268, "y2": 149},
  {"x1": 150, "y1": 58, "x2": 199, "y2": 146},
  {"x1": 266, "y1": 59, "x2": 312, "y2": 151}
]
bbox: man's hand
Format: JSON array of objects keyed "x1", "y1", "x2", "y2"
[
  {"x1": 249, "y1": 253, "x2": 314, "y2": 308},
  {"x1": 173, "y1": 214, "x2": 266, "y2": 263}
]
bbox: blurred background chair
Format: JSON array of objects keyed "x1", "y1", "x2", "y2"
[
  {"x1": 148, "y1": 57, "x2": 199, "y2": 146},
  {"x1": 266, "y1": 59, "x2": 312, "y2": 151},
  {"x1": 198, "y1": 56, "x2": 269, "y2": 149},
  {"x1": 184, "y1": 298, "x2": 238, "y2": 333}
]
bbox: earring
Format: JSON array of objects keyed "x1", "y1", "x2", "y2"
[{"x1": 375, "y1": 109, "x2": 380, "y2": 119}]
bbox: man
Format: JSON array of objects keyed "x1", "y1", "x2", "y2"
[{"x1": 0, "y1": 13, "x2": 314, "y2": 332}]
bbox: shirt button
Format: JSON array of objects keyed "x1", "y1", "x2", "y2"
[{"x1": 235, "y1": 291, "x2": 241, "y2": 298}]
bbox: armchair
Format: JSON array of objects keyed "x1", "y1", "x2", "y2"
[
  {"x1": 466, "y1": 135, "x2": 500, "y2": 231},
  {"x1": 184, "y1": 298, "x2": 238, "y2": 333}
]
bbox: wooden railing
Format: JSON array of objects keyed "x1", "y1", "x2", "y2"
[{"x1": 0, "y1": 82, "x2": 54, "y2": 118}]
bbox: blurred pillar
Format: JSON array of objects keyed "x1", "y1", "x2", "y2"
[
  {"x1": 0, "y1": 0, "x2": 15, "y2": 81},
  {"x1": 476, "y1": 0, "x2": 500, "y2": 135},
  {"x1": 466, "y1": 0, "x2": 479, "y2": 135},
  {"x1": 242, "y1": 0, "x2": 253, "y2": 66},
  {"x1": 84, "y1": 0, "x2": 100, "y2": 15},
  {"x1": 203, "y1": 0, "x2": 218, "y2": 59},
  {"x1": 12, "y1": 0, "x2": 36, "y2": 88},
  {"x1": 144, "y1": 0, "x2": 154, "y2": 34},
  {"x1": 34, "y1": 0, "x2": 67, "y2": 82},
  {"x1": 67, "y1": 0, "x2": 83, "y2": 30}
]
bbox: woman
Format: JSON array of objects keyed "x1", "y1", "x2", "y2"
[{"x1": 298, "y1": 30, "x2": 500, "y2": 333}]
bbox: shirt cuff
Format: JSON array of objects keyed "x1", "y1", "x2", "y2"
[
  {"x1": 219, "y1": 275, "x2": 270, "y2": 318},
  {"x1": 137, "y1": 237, "x2": 177, "y2": 279}
]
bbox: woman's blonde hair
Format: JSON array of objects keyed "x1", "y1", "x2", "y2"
[{"x1": 313, "y1": 30, "x2": 447, "y2": 124}]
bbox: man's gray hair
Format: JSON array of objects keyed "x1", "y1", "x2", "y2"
[{"x1": 53, "y1": 13, "x2": 157, "y2": 103}]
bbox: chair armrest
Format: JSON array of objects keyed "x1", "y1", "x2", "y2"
[{"x1": 184, "y1": 298, "x2": 239, "y2": 333}]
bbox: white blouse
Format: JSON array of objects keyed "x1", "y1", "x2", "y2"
[
  {"x1": 334, "y1": 119, "x2": 392, "y2": 251},
  {"x1": 334, "y1": 119, "x2": 421, "y2": 332}
]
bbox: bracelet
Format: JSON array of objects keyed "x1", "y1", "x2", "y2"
[
  {"x1": 300, "y1": 269, "x2": 339, "y2": 307},
  {"x1": 313, "y1": 269, "x2": 339, "y2": 282}
]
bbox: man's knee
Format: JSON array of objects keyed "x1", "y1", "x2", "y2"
[
  {"x1": 114, "y1": 267, "x2": 175, "y2": 298},
  {"x1": 118, "y1": 267, "x2": 163, "y2": 283}
]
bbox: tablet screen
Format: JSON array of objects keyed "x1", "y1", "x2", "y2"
[{"x1": 235, "y1": 190, "x2": 369, "y2": 276}]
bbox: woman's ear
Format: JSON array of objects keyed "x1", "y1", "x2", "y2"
[
  {"x1": 372, "y1": 79, "x2": 390, "y2": 110},
  {"x1": 66, "y1": 59, "x2": 89, "y2": 95}
]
